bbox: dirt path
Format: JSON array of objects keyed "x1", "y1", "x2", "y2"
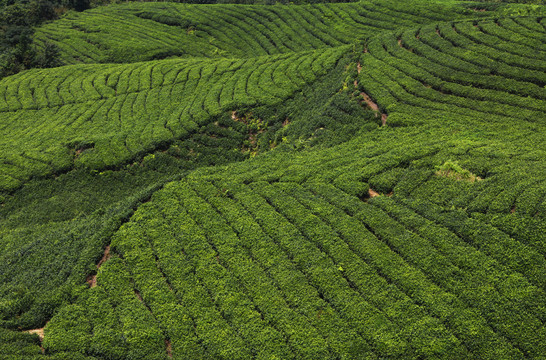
[
  {"x1": 27, "y1": 327, "x2": 45, "y2": 341},
  {"x1": 367, "y1": 188, "x2": 393, "y2": 199},
  {"x1": 26, "y1": 326, "x2": 47, "y2": 353},
  {"x1": 368, "y1": 189, "x2": 381, "y2": 198},
  {"x1": 354, "y1": 61, "x2": 388, "y2": 126},
  {"x1": 361, "y1": 92, "x2": 388, "y2": 125},
  {"x1": 166, "y1": 339, "x2": 173, "y2": 358},
  {"x1": 381, "y1": 113, "x2": 388, "y2": 126},
  {"x1": 361, "y1": 92, "x2": 380, "y2": 112},
  {"x1": 87, "y1": 245, "x2": 111, "y2": 288}
]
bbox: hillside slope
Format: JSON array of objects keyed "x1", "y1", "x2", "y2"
[
  {"x1": 1, "y1": 1, "x2": 545, "y2": 359},
  {"x1": 33, "y1": 0, "x2": 479, "y2": 63}
]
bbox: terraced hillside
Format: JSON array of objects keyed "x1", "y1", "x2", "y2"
[
  {"x1": 0, "y1": 48, "x2": 347, "y2": 190},
  {"x1": 1, "y1": 0, "x2": 545, "y2": 359},
  {"x1": 33, "y1": 0, "x2": 480, "y2": 63}
]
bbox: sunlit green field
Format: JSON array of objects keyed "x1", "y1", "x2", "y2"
[{"x1": 1, "y1": 0, "x2": 545, "y2": 358}]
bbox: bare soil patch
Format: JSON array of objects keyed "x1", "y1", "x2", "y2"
[
  {"x1": 360, "y1": 92, "x2": 388, "y2": 126},
  {"x1": 282, "y1": 118, "x2": 291, "y2": 127},
  {"x1": 27, "y1": 327, "x2": 45, "y2": 341},
  {"x1": 368, "y1": 189, "x2": 381, "y2": 198},
  {"x1": 166, "y1": 339, "x2": 173, "y2": 358},
  {"x1": 87, "y1": 245, "x2": 111, "y2": 288},
  {"x1": 98, "y1": 245, "x2": 111, "y2": 267},
  {"x1": 361, "y1": 92, "x2": 380, "y2": 112},
  {"x1": 86, "y1": 274, "x2": 97, "y2": 288},
  {"x1": 26, "y1": 325, "x2": 47, "y2": 353},
  {"x1": 381, "y1": 113, "x2": 388, "y2": 126}
]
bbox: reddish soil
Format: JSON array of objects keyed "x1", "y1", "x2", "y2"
[
  {"x1": 26, "y1": 325, "x2": 47, "y2": 353},
  {"x1": 360, "y1": 92, "x2": 388, "y2": 126},
  {"x1": 87, "y1": 245, "x2": 111, "y2": 288},
  {"x1": 135, "y1": 289, "x2": 144, "y2": 302},
  {"x1": 98, "y1": 246, "x2": 111, "y2": 267},
  {"x1": 282, "y1": 118, "x2": 291, "y2": 127},
  {"x1": 86, "y1": 274, "x2": 97, "y2": 288},
  {"x1": 511, "y1": 206, "x2": 516, "y2": 214},
  {"x1": 381, "y1": 113, "x2": 388, "y2": 126},
  {"x1": 27, "y1": 327, "x2": 45, "y2": 341},
  {"x1": 361, "y1": 92, "x2": 380, "y2": 112},
  {"x1": 368, "y1": 189, "x2": 381, "y2": 198},
  {"x1": 166, "y1": 339, "x2": 173, "y2": 358}
]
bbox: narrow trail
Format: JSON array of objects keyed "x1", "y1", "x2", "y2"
[
  {"x1": 166, "y1": 339, "x2": 173, "y2": 358},
  {"x1": 26, "y1": 326, "x2": 46, "y2": 353},
  {"x1": 354, "y1": 62, "x2": 388, "y2": 125},
  {"x1": 87, "y1": 245, "x2": 111, "y2": 288},
  {"x1": 367, "y1": 188, "x2": 393, "y2": 199},
  {"x1": 368, "y1": 188, "x2": 381, "y2": 198},
  {"x1": 27, "y1": 327, "x2": 45, "y2": 341},
  {"x1": 360, "y1": 92, "x2": 388, "y2": 126}
]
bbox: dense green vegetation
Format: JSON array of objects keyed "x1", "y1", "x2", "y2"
[
  {"x1": 33, "y1": 0, "x2": 480, "y2": 64},
  {"x1": 0, "y1": 0, "x2": 90, "y2": 79},
  {"x1": 0, "y1": 47, "x2": 350, "y2": 191},
  {"x1": 1, "y1": 0, "x2": 545, "y2": 358}
]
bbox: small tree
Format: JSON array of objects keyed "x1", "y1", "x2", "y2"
[{"x1": 36, "y1": 41, "x2": 62, "y2": 68}]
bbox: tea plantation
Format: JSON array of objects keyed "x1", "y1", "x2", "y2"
[{"x1": 1, "y1": 0, "x2": 545, "y2": 359}]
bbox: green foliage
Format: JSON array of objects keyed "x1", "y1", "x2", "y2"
[
  {"x1": 0, "y1": 47, "x2": 347, "y2": 191},
  {"x1": 435, "y1": 160, "x2": 480, "y2": 182},
  {"x1": 33, "y1": 0, "x2": 476, "y2": 65},
  {"x1": 1, "y1": 0, "x2": 546, "y2": 358},
  {"x1": 0, "y1": 0, "x2": 71, "y2": 79}
]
